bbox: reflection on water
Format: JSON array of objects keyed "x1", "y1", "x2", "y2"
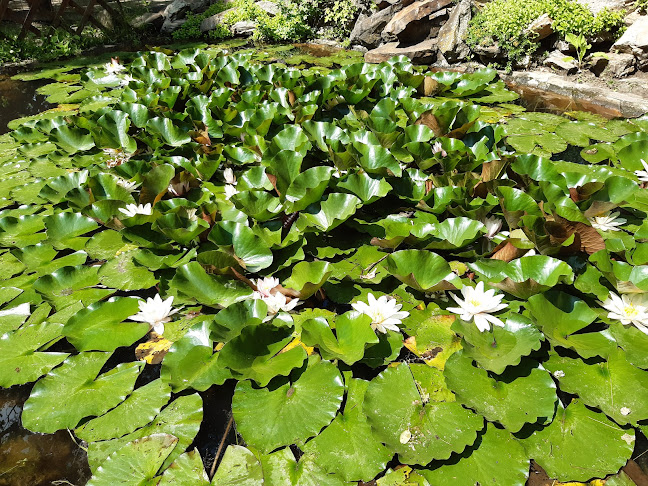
[
  {"x1": 0, "y1": 386, "x2": 91, "y2": 486},
  {"x1": 0, "y1": 77, "x2": 53, "y2": 135}
]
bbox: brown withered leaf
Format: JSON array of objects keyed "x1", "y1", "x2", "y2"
[
  {"x1": 552, "y1": 216, "x2": 605, "y2": 255},
  {"x1": 416, "y1": 76, "x2": 440, "y2": 97},
  {"x1": 287, "y1": 90, "x2": 296, "y2": 106},
  {"x1": 446, "y1": 120, "x2": 477, "y2": 139},
  {"x1": 491, "y1": 241, "x2": 526, "y2": 262},
  {"x1": 415, "y1": 110, "x2": 443, "y2": 137},
  {"x1": 266, "y1": 173, "x2": 281, "y2": 196},
  {"x1": 481, "y1": 159, "x2": 507, "y2": 182},
  {"x1": 135, "y1": 334, "x2": 173, "y2": 365},
  {"x1": 190, "y1": 126, "x2": 211, "y2": 146},
  {"x1": 583, "y1": 199, "x2": 617, "y2": 219}
]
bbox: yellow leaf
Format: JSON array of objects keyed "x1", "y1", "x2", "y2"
[
  {"x1": 135, "y1": 335, "x2": 173, "y2": 365},
  {"x1": 280, "y1": 337, "x2": 314, "y2": 355}
]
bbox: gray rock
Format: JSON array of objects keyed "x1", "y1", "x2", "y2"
[
  {"x1": 588, "y1": 52, "x2": 610, "y2": 76},
  {"x1": 436, "y1": 0, "x2": 471, "y2": 62},
  {"x1": 614, "y1": 15, "x2": 648, "y2": 69},
  {"x1": 232, "y1": 20, "x2": 257, "y2": 36},
  {"x1": 256, "y1": 1, "x2": 279, "y2": 15},
  {"x1": 503, "y1": 70, "x2": 648, "y2": 118},
  {"x1": 605, "y1": 52, "x2": 637, "y2": 77},
  {"x1": 365, "y1": 38, "x2": 438, "y2": 64},
  {"x1": 472, "y1": 43, "x2": 505, "y2": 61},
  {"x1": 131, "y1": 11, "x2": 164, "y2": 29},
  {"x1": 161, "y1": 18, "x2": 187, "y2": 33},
  {"x1": 524, "y1": 13, "x2": 553, "y2": 41},
  {"x1": 349, "y1": 8, "x2": 393, "y2": 48},
  {"x1": 163, "y1": 0, "x2": 211, "y2": 22},
  {"x1": 544, "y1": 50, "x2": 578, "y2": 73},
  {"x1": 576, "y1": 0, "x2": 633, "y2": 14},
  {"x1": 375, "y1": 0, "x2": 416, "y2": 11},
  {"x1": 201, "y1": 7, "x2": 235, "y2": 32},
  {"x1": 382, "y1": 0, "x2": 453, "y2": 44}
]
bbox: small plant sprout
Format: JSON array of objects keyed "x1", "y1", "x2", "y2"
[
  {"x1": 129, "y1": 294, "x2": 180, "y2": 335},
  {"x1": 351, "y1": 293, "x2": 410, "y2": 334},
  {"x1": 565, "y1": 33, "x2": 591, "y2": 71},
  {"x1": 119, "y1": 203, "x2": 152, "y2": 218},
  {"x1": 634, "y1": 159, "x2": 648, "y2": 182},
  {"x1": 600, "y1": 292, "x2": 648, "y2": 334},
  {"x1": 588, "y1": 211, "x2": 627, "y2": 232},
  {"x1": 447, "y1": 281, "x2": 508, "y2": 332}
]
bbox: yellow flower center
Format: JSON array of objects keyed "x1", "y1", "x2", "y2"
[{"x1": 623, "y1": 305, "x2": 639, "y2": 317}]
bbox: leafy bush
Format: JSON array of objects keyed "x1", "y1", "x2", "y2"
[
  {"x1": 0, "y1": 27, "x2": 105, "y2": 64},
  {"x1": 2, "y1": 47, "x2": 648, "y2": 484},
  {"x1": 468, "y1": 0, "x2": 626, "y2": 62},
  {"x1": 172, "y1": 0, "x2": 232, "y2": 40}
]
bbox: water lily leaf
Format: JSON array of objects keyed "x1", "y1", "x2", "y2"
[
  {"x1": 157, "y1": 449, "x2": 209, "y2": 486},
  {"x1": 211, "y1": 299, "x2": 267, "y2": 342},
  {"x1": 0, "y1": 214, "x2": 47, "y2": 247},
  {"x1": 50, "y1": 125, "x2": 96, "y2": 153},
  {"x1": 98, "y1": 251, "x2": 158, "y2": 291},
  {"x1": 85, "y1": 230, "x2": 133, "y2": 259},
  {"x1": 521, "y1": 399, "x2": 634, "y2": 483},
  {"x1": 284, "y1": 166, "x2": 334, "y2": 212},
  {"x1": 22, "y1": 351, "x2": 143, "y2": 433},
  {"x1": 607, "y1": 322, "x2": 648, "y2": 369},
  {"x1": 233, "y1": 191, "x2": 283, "y2": 221},
  {"x1": 146, "y1": 117, "x2": 191, "y2": 147},
  {"x1": 96, "y1": 110, "x2": 137, "y2": 152},
  {"x1": 33, "y1": 264, "x2": 111, "y2": 308},
  {"x1": 219, "y1": 322, "x2": 307, "y2": 386},
  {"x1": 86, "y1": 433, "x2": 178, "y2": 486},
  {"x1": 401, "y1": 305, "x2": 460, "y2": 370},
  {"x1": 87, "y1": 393, "x2": 203, "y2": 472},
  {"x1": 141, "y1": 163, "x2": 175, "y2": 202},
  {"x1": 527, "y1": 293, "x2": 617, "y2": 358},
  {"x1": 0, "y1": 319, "x2": 69, "y2": 387},
  {"x1": 211, "y1": 445, "x2": 263, "y2": 486},
  {"x1": 63, "y1": 297, "x2": 148, "y2": 351},
  {"x1": 470, "y1": 256, "x2": 574, "y2": 299},
  {"x1": 377, "y1": 466, "x2": 430, "y2": 486},
  {"x1": 336, "y1": 172, "x2": 392, "y2": 204},
  {"x1": 76, "y1": 379, "x2": 172, "y2": 442},
  {"x1": 232, "y1": 356, "x2": 344, "y2": 453},
  {"x1": 301, "y1": 376, "x2": 393, "y2": 482},
  {"x1": 544, "y1": 349, "x2": 648, "y2": 426},
  {"x1": 364, "y1": 363, "x2": 483, "y2": 465},
  {"x1": 160, "y1": 320, "x2": 232, "y2": 392},
  {"x1": 428, "y1": 217, "x2": 485, "y2": 249},
  {"x1": 44, "y1": 212, "x2": 98, "y2": 250},
  {"x1": 295, "y1": 193, "x2": 361, "y2": 232},
  {"x1": 301, "y1": 311, "x2": 378, "y2": 365},
  {"x1": 452, "y1": 314, "x2": 543, "y2": 374},
  {"x1": 283, "y1": 260, "x2": 332, "y2": 298},
  {"x1": 385, "y1": 250, "x2": 454, "y2": 292},
  {"x1": 168, "y1": 262, "x2": 252, "y2": 307},
  {"x1": 209, "y1": 222, "x2": 273, "y2": 273},
  {"x1": 444, "y1": 351, "x2": 556, "y2": 432},
  {"x1": 418, "y1": 423, "x2": 529, "y2": 486}
]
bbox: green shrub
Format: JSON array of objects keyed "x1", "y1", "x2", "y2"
[
  {"x1": 467, "y1": 0, "x2": 626, "y2": 62},
  {"x1": 172, "y1": 1, "x2": 232, "y2": 40}
]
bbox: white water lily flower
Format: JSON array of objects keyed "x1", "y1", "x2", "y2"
[
  {"x1": 446, "y1": 281, "x2": 508, "y2": 332},
  {"x1": 600, "y1": 292, "x2": 648, "y2": 334},
  {"x1": 432, "y1": 141, "x2": 447, "y2": 157},
  {"x1": 224, "y1": 167, "x2": 237, "y2": 185},
  {"x1": 129, "y1": 294, "x2": 180, "y2": 334},
  {"x1": 103, "y1": 148, "x2": 131, "y2": 168},
  {"x1": 255, "y1": 276, "x2": 280, "y2": 298},
  {"x1": 482, "y1": 216, "x2": 503, "y2": 239},
  {"x1": 114, "y1": 177, "x2": 140, "y2": 193},
  {"x1": 635, "y1": 159, "x2": 648, "y2": 182},
  {"x1": 169, "y1": 180, "x2": 191, "y2": 196},
  {"x1": 254, "y1": 291, "x2": 300, "y2": 315},
  {"x1": 0, "y1": 303, "x2": 31, "y2": 317},
  {"x1": 119, "y1": 74, "x2": 136, "y2": 87},
  {"x1": 224, "y1": 184, "x2": 239, "y2": 200},
  {"x1": 104, "y1": 58, "x2": 126, "y2": 74},
  {"x1": 351, "y1": 293, "x2": 409, "y2": 334},
  {"x1": 119, "y1": 203, "x2": 152, "y2": 218},
  {"x1": 588, "y1": 211, "x2": 626, "y2": 232},
  {"x1": 185, "y1": 208, "x2": 198, "y2": 221}
]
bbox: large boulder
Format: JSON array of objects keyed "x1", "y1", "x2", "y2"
[
  {"x1": 524, "y1": 13, "x2": 553, "y2": 41},
  {"x1": 436, "y1": 0, "x2": 471, "y2": 62},
  {"x1": 375, "y1": 0, "x2": 416, "y2": 11},
  {"x1": 588, "y1": 52, "x2": 637, "y2": 78},
  {"x1": 613, "y1": 16, "x2": 648, "y2": 69},
  {"x1": 349, "y1": 8, "x2": 393, "y2": 48},
  {"x1": 256, "y1": 1, "x2": 279, "y2": 15},
  {"x1": 201, "y1": 7, "x2": 235, "y2": 32},
  {"x1": 163, "y1": 0, "x2": 211, "y2": 22},
  {"x1": 364, "y1": 38, "x2": 438, "y2": 63},
  {"x1": 382, "y1": 0, "x2": 453, "y2": 45},
  {"x1": 232, "y1": 20, "x2": 257, "y2": 36},
  {"x1": 576, "y1": 0, "x2": 633, "y2": 14}
]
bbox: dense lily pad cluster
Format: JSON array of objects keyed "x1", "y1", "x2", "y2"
[{"x1": 2, "y1": 46, "x2": 648, "y2": 485}]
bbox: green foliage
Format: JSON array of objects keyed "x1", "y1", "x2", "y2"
[
  {"x1": 3, "y1": 46, "x2": 648, "y2": 484},
  {"x1": 172, "y1": 1, "x2": 232, "y2": 41},
  {"x1": 565, "y1": 32, "x2": 591, "y2": 69},
  {"x1": 468, "y1": 0, "x2": 626, "y2": 62}
]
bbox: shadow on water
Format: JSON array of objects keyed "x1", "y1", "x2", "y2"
[
  {"x1": 0, "y1": 76, "x2": 53, "y2": 135},
  {"x1": 0, "y1": 386, "x2": 91, "y2": 486}
]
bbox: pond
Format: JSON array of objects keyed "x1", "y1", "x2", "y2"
[{"x1": 1, "y1": 41, "x2": 648, "y2": 486}]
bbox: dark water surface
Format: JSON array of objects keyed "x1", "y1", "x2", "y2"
[{"x1": 0, "y1": 76, "x2": 53, "y2": 135}]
